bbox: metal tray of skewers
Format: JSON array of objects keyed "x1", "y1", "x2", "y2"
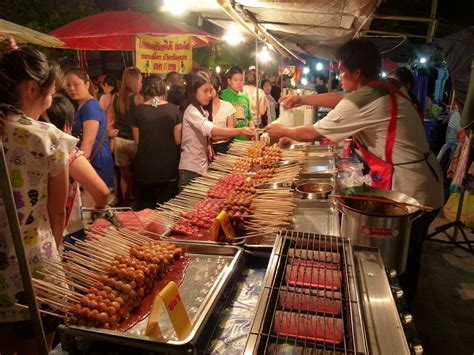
[
  {"x1": 56, "y1": 235, "x2": 243, "y2": 353},
  {"x1": 300, "y1": 156, "x2": 337, "y2": 177}
]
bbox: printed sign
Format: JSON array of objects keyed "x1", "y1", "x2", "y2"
[
  {"x1": 135, "y1": 34, "x2": 192, "y2": 74},
  {"x1": 145, "y1": 281, "x2": 191, "y2": 340},
  {"x1": 360, "y1": 225, "x2": 397, "y2": 238}
]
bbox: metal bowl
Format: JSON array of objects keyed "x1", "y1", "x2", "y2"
[
  {"x1": 254, "y1": 182, "x2": 294, "y2": 190},
  {"x1": 295, "y1": 181, "x2": 333, "y2": 199}
]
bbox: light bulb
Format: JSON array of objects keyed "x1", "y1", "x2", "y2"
[{"x1": 316, "y1": 62, "x2": 323, "y2": 71}]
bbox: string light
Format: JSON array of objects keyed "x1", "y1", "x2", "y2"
[
  {"x1": 316, "y1": 62, "x2": 323, "y2": 71},
  {"x1": 163, "y1": 0, "x2": 191, "y2": 15},
  {"x1": 215, "y1": 66, "x2": 221, "y2": 74},
  {"x1": 258, "y1": 45, "x2": 271, "y2": 62},
  {"x1": 223, "y1": 23, "x2": 244, "y2": 46},
  {"x1": 420, "y1": 57, "x2": 427, "y2": 64},
  {"x1": 301, "y1": 78, "x2": 308, "y2": 86},
  {"x1": 303, "y1": 67, "x2": 310, "y2": 75}
]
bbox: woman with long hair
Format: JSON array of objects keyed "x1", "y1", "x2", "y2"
[
  {"x1": 132, "y1": 75, "x2": 182, "y2": 209},
  {"x1": 65, "y1": 67, "x2": 114, "y2": 206},
  {"x1": 179, "y1": 72, "x2": 256, "y2": 185},
  {"x1": 110, "y1": 67, "x2": 143, "y2": 206},
  {"x1": 0, "y1": 47, "x2": 77, "y2": 353}
]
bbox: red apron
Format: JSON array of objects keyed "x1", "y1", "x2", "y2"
[{"x1": 353, "y1": 81, "x2": 421, "y2": 189}]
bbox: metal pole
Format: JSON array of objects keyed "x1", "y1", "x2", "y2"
[
  {"x1": 0, "y1": 141, "x2": 48, "y2": 355},
  {"x1": 255, "y1": 35, "x2": 260, "y2": 128}
]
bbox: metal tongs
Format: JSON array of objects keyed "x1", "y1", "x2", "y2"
[{"x1": 82, "y1": 206, "x2": 130, "y2": 228}]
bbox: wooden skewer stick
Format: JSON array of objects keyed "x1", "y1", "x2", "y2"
[
  {"x1": 35, "y1": 294, "x2": 74, "y2": 311},
  {"x1": 37, "y1": 270, "x2": 90, "y2": 293},
  {"x1": 14, "y1": 303, "x2": 67, "y2": 319}
]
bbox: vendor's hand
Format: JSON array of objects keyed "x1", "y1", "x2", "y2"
[
  {"x1": 240, "y1": 126, "x2": 257, "y2": 139},
  {"x1": 265, "y1": 123, "x2": 288, "y2": 140},
  {"x1": 279, "y1": 95, "x2": 302, "y2": 109}
]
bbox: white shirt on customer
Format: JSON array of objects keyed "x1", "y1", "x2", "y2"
[
  {"x1": 212, "y1": 99, "x2": 236, "y2": 144},
  {"x1": 313, "y1": 85, "x2": 444, "y2": 209},
  {"x1": 179, "y1": 104, "x2": 215, "y2": 175},
  {"x1": 243, "y1": 85, "x2": 266, "y2": 124}
]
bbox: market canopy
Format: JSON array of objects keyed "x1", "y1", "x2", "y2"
[
  {"x1": 0, "y1": 19, "x2": 63, "y2": 47},
  {"x1": 187, "y1": 0, "x2": 380, "y2": 60},
  {"x1": 49, "y1": 10, "x2": 219, "y2": 51}
]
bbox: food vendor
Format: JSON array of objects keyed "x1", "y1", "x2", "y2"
[{"x1": 265, "y1": 38, "x2": 444, "y2": 304}]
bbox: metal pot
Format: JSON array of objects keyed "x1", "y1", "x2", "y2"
[{"x1": 338, "y1": 185, "x2": 422, "y2": 274}]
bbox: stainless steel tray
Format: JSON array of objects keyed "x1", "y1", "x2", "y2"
[
  {"x1": 300, "y1": 156, "x2": 336, "y2": 177},
  {"x1": 292, "y1": 199, "x2": 340, "y2": 236},
  {"x1": 353, "y1": 246, "x2": 411, "y2": 355},
  {"x1": 244, "y1": 198, "x2": 341, "y2": 253},
  {"x1": 59, "y1": 241, "x2": 243, "y2": 353}
]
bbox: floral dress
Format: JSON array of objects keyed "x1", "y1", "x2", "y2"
[{"x1": 0, "y1": 111, "x2": 77, "y2": 322}]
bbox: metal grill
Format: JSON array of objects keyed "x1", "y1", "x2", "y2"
[{"x1": 245, "y1": 230, "x2": 369, "y2": 354}]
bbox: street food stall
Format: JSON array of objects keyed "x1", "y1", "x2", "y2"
[{"x1": 25, "y1": 139, "x2": 424, "y2": 354}]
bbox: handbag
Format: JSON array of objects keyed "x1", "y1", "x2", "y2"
[{"x1": 89, "y1": 127, "x2": 108, "y2": 163}]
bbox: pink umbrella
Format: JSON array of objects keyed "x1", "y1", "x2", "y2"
[{"x1": 49, "y1": 10, "x2": 218, "y2": 50}]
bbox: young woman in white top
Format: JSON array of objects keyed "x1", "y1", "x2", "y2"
[
  {"x1": 210, "y1": 74, "x2": 236, "y2": 154},
  {"x1": 242, "y1": 69, "x2": 266, "y2": 126},
  {"x1": 179, "y1": 72, "x2": 256, "y2": 185}
]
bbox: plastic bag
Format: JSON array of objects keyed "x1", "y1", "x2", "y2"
[{"x1": 443, "y1": 192, "x2": 474, "y2": 228}]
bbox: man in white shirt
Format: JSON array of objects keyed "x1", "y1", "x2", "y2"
[{"x1": 266, "y1": 38, "x2": 444, "y2": 304}]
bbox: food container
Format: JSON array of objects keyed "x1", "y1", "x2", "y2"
[
  {"x1": 294, "y1": 180, "x2": 333, "y2": 199},
  {"x1": 337, "y1": 185, "x2": 422, "y2": 274},
  {"x1": 59, "y1": 241, "x2": 243, "y2": 353}
]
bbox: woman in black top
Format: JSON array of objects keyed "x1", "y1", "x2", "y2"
[
  {"x1": 110, "y1": 67, "x2": 143, "y2": 206},
  {"x1": 131, "y1": 75, "x2": 183, "y2": 210}
]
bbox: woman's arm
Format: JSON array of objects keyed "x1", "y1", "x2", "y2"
[
  {"x1": 226, "y1": 113, "x2": 236, "y2": 128},
  {"x1": 132, "y1": 126, "x2": 139, "y2": 145},
  {"x1": 258, "y1": 94, "x2": 267, "y2": 116},
  {"x1": 81, "y1": 120, "x2": 99, "y2": 159},
  {"x1": 174, "y1": 123, "x2": 182, "y2": 145},
  {"x1": 211, "y1": 126, "x2": 255, "y2": 139},
  {"x1": 70, "y1": 156, "x2": 110, "y2": 208},
  {"x1": 107, "y1": 96, "x2": 119, "y2": 138},
  {"x1": 47, "y1": 166, "x2": 69, "y2": 247}
]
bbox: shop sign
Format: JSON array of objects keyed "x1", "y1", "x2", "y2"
[{"x1": 135, "y1": 34, "x2": 192, "y2": 74}]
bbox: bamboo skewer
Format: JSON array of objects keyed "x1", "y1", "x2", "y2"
[{"x1": 14, "y1": 303, "x2": 67, "y2": 319}]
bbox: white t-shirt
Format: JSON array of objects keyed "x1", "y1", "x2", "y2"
[
  {"x1": 212, "y1": 99, "x2": 236, "y2": 144},
  {"x1": 179, "y1": 105, "x2": 215, "y2": 175},
  {"x1": 243, "y1": 85, "x2": 266, "y2": 124},
  {"x1": 314, "y1": 85, "x2": 444, "y2": 208}
]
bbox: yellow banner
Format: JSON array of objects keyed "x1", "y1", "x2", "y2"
[{"x1": 135, "y1": 34, "x2": 192, "y2": 74}]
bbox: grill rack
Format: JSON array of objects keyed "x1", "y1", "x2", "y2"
[{"x1": 245, "y1": 230, "x2": 369, "y2": 354}]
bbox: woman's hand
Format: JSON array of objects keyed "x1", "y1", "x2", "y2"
[
  {"x1": 240, "y1": 126, "x2": 257, "y2": 139},
  {"x1": 279, "y1": 95, "x2": 303, "y2": 109},
  {"x1": 108, "y1": 128, "x2": 119, "y2": 138}
]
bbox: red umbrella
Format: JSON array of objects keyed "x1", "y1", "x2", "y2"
[{"x1": 49, "y1": 10, "x2": 218, "y2": 50}]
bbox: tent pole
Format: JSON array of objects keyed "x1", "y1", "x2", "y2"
[
  {"x1": 0, "y1": 142, "x2": 49, "y2": 355},
  {"x1": 255, "y1": 35, "x2": 260, "y2": 128}
]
